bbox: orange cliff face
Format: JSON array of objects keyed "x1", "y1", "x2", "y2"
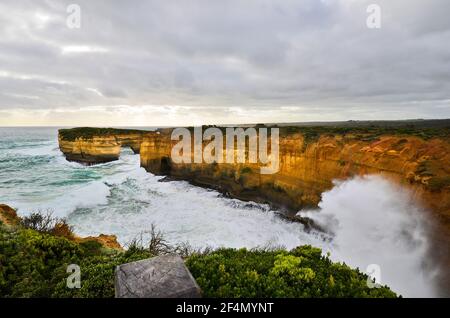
[
  {"x1": 58, "y1": 131, "x2": 145, "y2": 164},
  {"x1": 0, "y1": 204, "x2": 20, "y2": 226},
  {"x1": 140, "y1": 131, "x2": 450, "y2": 216}
]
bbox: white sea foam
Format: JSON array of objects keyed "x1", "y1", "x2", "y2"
[
  {"x1": 68, "y1": 159, "x2": 316, "y2": 250},
  {"x1": 10, "y1": 180, "x2": 111, "y2": 218},
  {"x1": 298, "y1": 175, "x2": 437, "y2": 297}
]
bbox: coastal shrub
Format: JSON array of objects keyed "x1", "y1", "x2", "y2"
[
  {"x1": 186, "y1": 246, "x2": 397, "y2": 298},
  {"x1": 280, "y1": 123, "x2": 450, "y2": 141},
  {"x1": 51, "y1": 221, "x2": 74, "y2": 239},
  {"x1": 20, "y1": 211, "x2": 55, "y2": 232},
  {"x1": 0, "y1": 224, "x2": 153, "y2": 298},
  {"x1": 20, "y1": 211, "x2": 74, "y2": 238},
  {"x1": 58, "y1": 127, "x2": 145, "y2": 141},
  {"x1": 52, "y1": 251, "x2": 152, "y2": 298},
  {"x1": 0, "y1": 228, "x2": 83, "y2": 297},
  {"x1": 78, "y1": 240, "x2": 104, "y2": 256},
  {"x1": 147, "y1": 224, "x2": 172, "y2": 255},
  {"x1": 0, "y1": 224, "x2": 397, "y2": 298}
]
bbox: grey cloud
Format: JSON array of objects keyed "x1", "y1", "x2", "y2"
[{"x1": 0, "y1": 0, "x2": 449, "y2": 124}]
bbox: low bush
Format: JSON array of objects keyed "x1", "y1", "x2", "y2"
[
  {"x1": 58, "y1": 127, "x2": 146, "y2": 141},
  {"x1": 20, "y1": 211, "x2": 74, "y2": 239},
  {"x1": 186, "y1": 246, "x2": 397, "y2": 298},
  {"x1": 0, "y1": 225, "x2": 151, "y2": 298},
  {"x1": 0, "y1": 224, "x2": 397, "y2": 298}
]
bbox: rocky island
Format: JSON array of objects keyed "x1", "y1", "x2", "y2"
[{"x1": 58, "y1": 128, "x2": 147, "y2": 164}]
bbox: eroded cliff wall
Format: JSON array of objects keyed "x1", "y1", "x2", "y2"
[
  {"x1": 58, "y1": 129, "x2": 145, "y2": 164},
  {"x1": 139, "y1": 129, "x2": 450, "y2": 277}
]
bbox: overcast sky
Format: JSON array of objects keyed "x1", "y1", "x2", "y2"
[{"x1": 0, "y1": 0, "x2": 449, "y2": 126}]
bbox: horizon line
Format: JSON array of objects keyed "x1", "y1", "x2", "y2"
[{"x1": 1, "y1": 118, "x2": 450, "y2": 128}]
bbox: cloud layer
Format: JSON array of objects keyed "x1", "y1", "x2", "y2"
[{"x1": 0, "y1": 0, "x2": 449, "y2": 125}]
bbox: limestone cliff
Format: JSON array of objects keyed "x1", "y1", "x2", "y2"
[
  {"x1": 0, "y1": 204, "x2": 20, "y2": 226},
  {"x1": 57, "y1": 126, "x2": 450, "y2": 226},
  {"x1": 140, "y1": 130, "x2": 450, "y2": 216},
  {"x1": 58, "y1": 128, "x2": 146, "y2": 164},
  {"x1": 139, "y1": 128, "x2": 450, "y2": 263},
  {"x1": 75, "y1": 234, "x2": 123, "y2": 250}
]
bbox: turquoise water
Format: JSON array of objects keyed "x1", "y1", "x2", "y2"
[
  {"x1": 0, "y1": 127, "x2": 130, "y2": 214},
  {"x1": 0, "y1": 127, "x2": 437, "y2": 296},
  {"x1": 1, "y1": 128, "x2": 101, "y2": 202}
]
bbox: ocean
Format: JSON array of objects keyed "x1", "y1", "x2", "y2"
[{"x1": 0, "y1": 127, "x2": 438, "y2": 297}]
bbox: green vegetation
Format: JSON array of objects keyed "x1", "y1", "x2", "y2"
[
  {"x1": 279, "y1": 123, "x2": 450, "y2": 152},
  {"x1": 186, "y1": 246, "x2": 397, "y2": 298},
  {"x1": 58, "y1": 127, "x2": 147, "y2": 141},
  {"x1": 0, "y1": 213, "x2": 397, "y2": 298},
  {"x1": 0, "y1": 223, "x2": 152, "y2": 297},
  {"x1": 19, "y1": 211, "x2": 74, "y2": 239},
  {"x1": 59, "y1": 120, "x2": 450, "y2": 143},
  {"x1": 280, "y1": 124, "x2": 450, "y2": 142}
]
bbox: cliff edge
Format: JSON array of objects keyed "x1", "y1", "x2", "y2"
[{"x1": 58, "y1": 127, "x2": 148, "y2": 164}]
